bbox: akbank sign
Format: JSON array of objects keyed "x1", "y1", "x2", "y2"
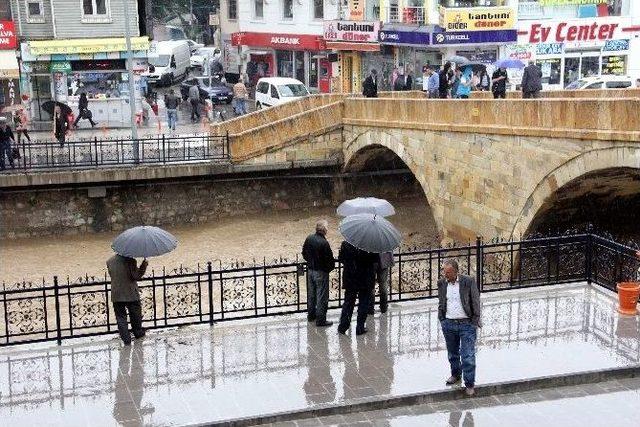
[{"x1": 378, "y1": 30, "x2": 430, "y2": 46}]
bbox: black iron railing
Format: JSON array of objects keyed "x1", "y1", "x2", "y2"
[
  {"x1": 4, "y1": 134, "x2": 230, "y2": 171},
  {"x1": 1, "y1": 234, "x2": 638, "y2": 346}
]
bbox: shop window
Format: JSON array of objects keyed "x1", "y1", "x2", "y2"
[
  {"x1": 25, "y1": 0, "x2": 45, "y2": 23},
  {"x1": 82, "y1": 0, "x2": 111, "y2": 22},
  {"x1": 228, "y1": 0, "x2": 237, "y2": 20},
  {"x1": 67, "y1": 71, "x2": 125, "y2": 99},
  {"x1": 254, "y1": 0, "x2": 264, "y2": 18},
  {"x1": 601, "y1": 55, "x2": 626, "y2": 76},
  {"x1": 536, "y1": 58, "x2": 561, "y2": 85},
  {"x1": 276, "y1": 50, "x2": 293, "y2": 77},
  {"x1": 283, "y1": 0, "x2": 294, "y2": 19},
  {"x1": 439, "y1": 1, "x2": 506, "y2": 7},
  {"x1": 313, "y1": 0, "x2": 323, "y2": 19}
]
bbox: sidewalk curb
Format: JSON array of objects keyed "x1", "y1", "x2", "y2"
[{"x1": 193, "y1": 364, "x2": 640, "y2": 426}]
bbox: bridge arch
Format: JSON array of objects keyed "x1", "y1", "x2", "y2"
[
  {"x1": 512, "y1": 146, "x2": 640, "y2": 239},
  {"x1": 343, "y1": 129, "x2": 442, "y2": 244}
]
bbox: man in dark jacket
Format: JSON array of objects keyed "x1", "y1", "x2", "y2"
[
  {"x1": 107, "y1": 254, "x2": 148, "y2": 345},
  {"x1": 302, "y1": 220, "x2": 335, "y2": 327},
  {"x1": 437, "y1": 259, "x2": 481, "y2": 396},
  {"x1": 521, "y1": 61, "x2": 543, "y2": 99},
  {"x1": 362, "y1": 69, "x2": 378, "y2": 98},
  {"x1": 337, "y1": 241, "x2": 378, "y2": 335},
  {"x1": 491, "y1": 67, "x2": 508, "y2": 99},
  {"x1": 0, "y1": 117, "x2": 15, "y2": 170}
]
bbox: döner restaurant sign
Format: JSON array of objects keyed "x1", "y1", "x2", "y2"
[{"x1": 323, "y1": 21, "x2": 380, "y2": 43}]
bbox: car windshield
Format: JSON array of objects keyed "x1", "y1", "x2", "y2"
[
  {"x1": 565, "y1": 79, "x2": 588, "y2": 90},
  {"x1": 277, "y1": 84, "x2": 309, "y2": 97},
  {"x1": 149, "y1": 55, "x2": 170, "y2": 67},
  {"x1": 199, "y1": 78, "x2": 224, "y2": 88}
]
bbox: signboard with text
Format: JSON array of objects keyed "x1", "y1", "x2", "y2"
[
  {"x1": 517, "y1": 17, "x2": 637, "y2": 48},
  {"x1": 231, "y1": 32, "x2": 325, "y2": 50},
  {"x1": 378, "y1": 30, "x2": 430, "y2": 46},
  {"x1": 349, "y1": 0, "x2": 364, "y2": 21},
  {"x1": 432, "y1": 28, "x2": 517, "y2": 45},
  {"x1": 0, "y1": 21, "x2": 17, "y2": 50},
  {"x1": 439, "y1": 6, "x2": 515, "y2": 32},
  {"x1": 505, "y1": 44, "x2": 537, "y2": 62},
  {"x1": 323, "y1": 21, "x2": 380, "y2": 43}
]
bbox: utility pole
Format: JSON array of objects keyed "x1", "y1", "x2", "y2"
[{"x1": 122, "y1": 0, "x2": 140, "y2": 161}]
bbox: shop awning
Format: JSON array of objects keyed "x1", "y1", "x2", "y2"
[
  {"x1": 28, "y1": 37, "x2": 150, "y2": 56},
  {"x1": 325, "y1": 42, "x2": 380, "y2": 52},
  {"x1": 0, "y1": 51, "x2": 19, "y2": 79}
]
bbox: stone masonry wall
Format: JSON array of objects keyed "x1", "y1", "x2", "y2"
[{"x1": 1, "y1": 170, "x2": 422, "y2": 239}]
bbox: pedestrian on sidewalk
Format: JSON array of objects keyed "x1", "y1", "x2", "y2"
[
  {"x1": 188, "y1": 84, "x2": 201, "y2": 122},
  {"x1": 337, "y1": 241, "x2": 377, "y2": 336},
  {"x1": 107, "y1": 254, "x2": 148, "y2": 345},
  {"x1": 74, "y1": 93, "x2": 97, "y2": 128},
  {"x1": 302, "y1": 220, "x2": 335, "y2": 327},
  {"x1": 369, "y1": 251, "x2": 393, "y2": 315},
  {"x1": 0, "y1": 117, "x2": 16, "y2": 170},
  {"x1": 164, "y1": 89, "x2": 180, "y2": 131},
  {"x1": 438, "y1": 259, "x2": 481, "y2": 396},
  {"x1": 14, "y1": 108, "x2": 31, "y2": 144},
  {"x1": 439, "y1": 62, "x2": 452, "y2": 99},
  {"x1": 53, "y1": 106, "x2": 67, "y2": 147},
  {"x1": 491, "y1": 67, "x2": 508, "y2": 99},
  {"x1": 521, "y1": 60, "x2": 543, "y2": 99},
  {"x1": 456, "y1": 66, "x2": 472, "y2": 99},
  {"x1": 233, "y1": 78, "x2": 249, "y2": 115},
  {"x1": 427, "y1": 67, "x2": 439, "y2": 99},
  {"x1": 140, "y1": 97, "x2": 152, "y2": 126},
  {"x1": 362, "y1": 69, "x2": 378, "y2": 98}
]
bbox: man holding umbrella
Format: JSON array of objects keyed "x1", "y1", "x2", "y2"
[{"x1": 108, "y1": 225, "x2": 178, "y2": 345}]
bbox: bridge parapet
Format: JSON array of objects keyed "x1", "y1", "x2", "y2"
[{"x1": 470, "y1": 88, "x2": 640, "y2": 99}]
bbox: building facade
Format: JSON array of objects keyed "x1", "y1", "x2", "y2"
[{"x1": 9, "y1": 0, "x2": 149, "y2": 127}]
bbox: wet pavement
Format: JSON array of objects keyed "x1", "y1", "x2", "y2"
[{"x1": 0, "y1": 283, "x2": 638, "y2": 426}]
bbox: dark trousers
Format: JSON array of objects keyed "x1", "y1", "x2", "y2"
[
  {"x1": 307, "y1": 269, "x2": 329, "y2": 323},
  {"x1": 113, "y1": 301, "x2": 144, "y2": 344},
  {"x1": 369, "y1": 267, "x2": 389, "y2": 313},
  {"x1": 523, "y1": 91, "x2": 541, "y2": 99},
  {"x1": 493, "y1": 91, "x2": 506, "y2": 99},
  {"x1": 338, "y1": 287, "x2": 371, "y2": 334},
  {"x1": 17, "y1": 129, "x2": 30, "y2": 143},
  {"x1": 0, "y1": 141, "x2": 14, "y2": 170},
  {"x1": 190, "y1": 99, "x2": 201, "y2": 120}
]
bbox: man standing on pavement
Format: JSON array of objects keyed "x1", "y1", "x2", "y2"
[
  {"x1": 438, "y1": 259, "x2": 481, "y2": 396},
  {"x1": 491, "y1": 66, "x2": 508, "y2": 99},
  {"x1": 164, "y1": 89, "x2": 180, "y2": 131},
  {"x1": 369, "y1": 251, "x2": 393, "y2": 314},
  {"x1": 0, "y1": 117, "x2": 16, "y2": 170},
  {"x1": 362, "y1": 69, "x2": 378, "y2": 98},
  {"x1": 188, "y1": 84, "x2": 201, "y2": 122},
  {"x1": 427, "y1": 67, "x2": 440, "y2": 99},
  {"x1": 107, "y1": 254, "x2": 148, "y2": 345},
  {"x1": 521, "y1": 60, "x2": 543, "y2": 99},
  {"x1": 302, "y1": 220, "x2": 335, "y2": 327}
]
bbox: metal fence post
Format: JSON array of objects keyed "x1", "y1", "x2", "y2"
[
  {"x1": 476, "y1": 236, "x2": 483, "y2": 292},
  {"x1": 207, "y1": 262, "x2": 214, "y2": 325},
  {"x1": 53, "y1": 276, "x2": 62, "y2": 345},
  {"x1": 94, "y1": 137, "x2": 99, "y2": 166},
  {"x1": 226, "y1": 131, "x2": 230, "y2": 159},
  {"x1": 586, "y1": 233, "x2": 593, "y2": 284},
  {"x1": 162, "y1": 134, "x2": 166, "y2": 164}
]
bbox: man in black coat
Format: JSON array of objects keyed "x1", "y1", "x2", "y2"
[
  {"x1": 521, "y1": 61, "x2": 543, "y2": 99},
  {"x1": 491, "y1": 67, "x2": 508, "y2": 99},
  {"x1": 362, "y1": 69, "x2": 378, "y2": 98},
  {"x1": 337, "y1": 241, "x2": 378, "y2": 335},
  {"x1": 302, "y1": 220, "x2": 335, "y2": 327}
]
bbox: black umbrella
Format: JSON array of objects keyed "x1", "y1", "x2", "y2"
[{"x1": 41, "y1": 100, "x2": 73, "y2": 116}]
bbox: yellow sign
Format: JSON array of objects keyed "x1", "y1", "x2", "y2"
[
  {"x1": 28, "y1": 37, "x2": 150, "y2": 56},
  {"x1": 349, "y1": 0, "x2": 364, "y2": 21},
  {"x1": 439, "y1": 6, "x2": 515, "y2": 32}
]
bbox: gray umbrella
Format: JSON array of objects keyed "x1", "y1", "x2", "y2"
[
  {"x1": 339, "y1": 214, "x2": 401, "y2": 253},
  {"x1": 112, "y1": 226, "x2": 178, "y2": 258},
  {"x1": 447, "y1": 55, "x2": 470, "y2": 66},
  {"x1": 336, "y1": 197, "x2": 395, "y2": 217}
]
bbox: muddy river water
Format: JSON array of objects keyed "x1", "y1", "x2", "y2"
[{"x1": 1, "y1": 199, "x2": 437, "y2": 284}]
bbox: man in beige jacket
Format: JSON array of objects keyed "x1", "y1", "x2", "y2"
[
  {"x1": 107, "y1": 254, "x2": 148, "y2": 345},
  {"x1": 233, "y1": 78, "x2": 249, "y2": 115}
]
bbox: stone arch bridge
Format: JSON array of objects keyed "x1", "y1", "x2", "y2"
[{"x1": 212, "y1": 91, "x2": 640, "y2": 243}]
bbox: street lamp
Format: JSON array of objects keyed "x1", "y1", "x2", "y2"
[{"x1": 122, "y1": 0, "x2": 140, "y2": 161}]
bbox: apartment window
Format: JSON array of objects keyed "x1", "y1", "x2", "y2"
[
  {"x1": 283, "y1": 0, "x2": 293, "y2": 19},
  {"x1": 82, "y1": 0, "x2": 111, "y2": 22},
  {"x1": 228, "y1": 0, "x2": 237, "y2": 20},
  {"x1": 313, "y1": 0, "x2": 323, "y2": 19},
  {"x1": 255, "y1": 0, "x2": 264, "y2": 18},
  {"x1": 25, "y1": 0, "x2": 45, "y2": 23}
]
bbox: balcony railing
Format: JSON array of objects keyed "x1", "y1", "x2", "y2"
[{"x1": 385, "y1": 6, "x2": 426, "y2": 25}]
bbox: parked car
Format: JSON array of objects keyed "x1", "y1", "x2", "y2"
[
  {"x1": 180, "y1": 76, "x2": 233, "y2": 104},
  {"x1": 190, "y1": 47, "x2": 218, "y2": 69},
  {"x1": 254, "y1": 77, "x2": 310, "y2": 109},
  {"x1": 143, "y1": 40, "x2": 191, "y2": 86},
  {"x1": 186, "y1": 39, "x2": 205, "y2": 53},
  {"x1": 565, "y1": 75, "x2": 634, "y2": 90}
]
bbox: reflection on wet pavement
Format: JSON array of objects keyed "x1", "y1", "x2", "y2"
[{"x1": 0, "y1": 283, "x2": 638, "y2": 426}]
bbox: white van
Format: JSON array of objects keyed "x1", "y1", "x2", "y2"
[
  {"x1": 565, "y1": 75, "x2": 634, "y2": 90},
  {"x1": 143, "y1": 40, "x2": 191, "y2": 86},
  {"x1": 254, "y1": 77, "x2": 309, "y2": 109}
]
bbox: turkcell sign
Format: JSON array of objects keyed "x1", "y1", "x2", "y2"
[
  {"x1": 431, "y1": 29, "x2": 517, "y2": 45},
  {"x1": 378, "y1": 30, "x2": 430, "y2": 46}
]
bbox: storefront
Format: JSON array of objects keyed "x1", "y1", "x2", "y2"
[
  {"x1": 516, "y1": 17, "x2": 640, "y2": 89},
  {"x1": 0, "y1": 20, "x2": 19, "y2": 113},
  {"x1": 19, "y1": 37, "x2": 149, "y2": 125},
  {"x1": 377, "y1": 27, "x2": 439, "y2": 91},
  {"x1": 323, "y1": 21, "x2": 381, "y2": 93},
  {"x1": 231, "y1": 32, "x2": 331, "y2": 93}
]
